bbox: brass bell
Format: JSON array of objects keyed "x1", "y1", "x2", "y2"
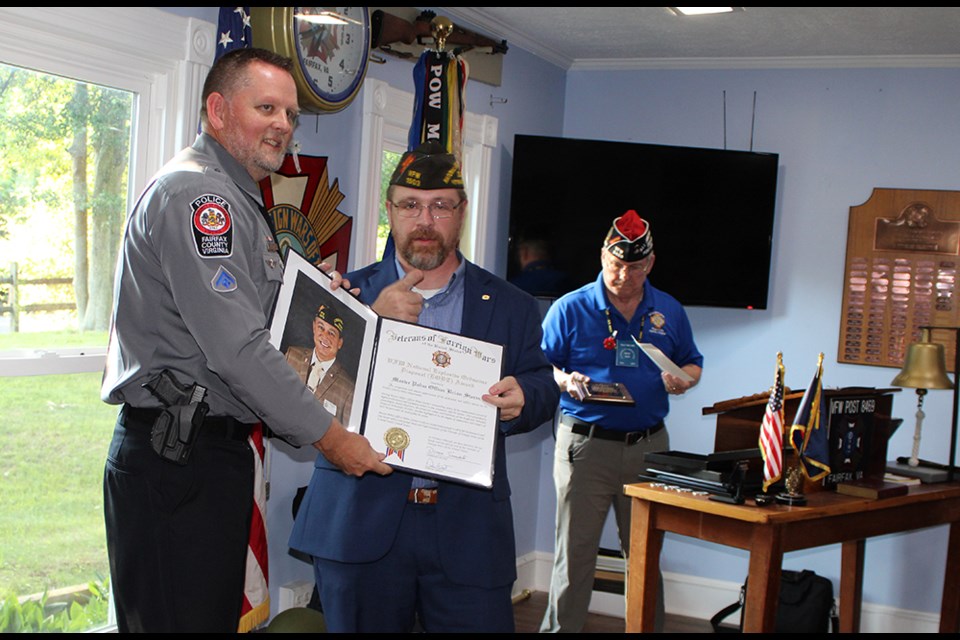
[{"x1": 891, "y1": 328, "x2": 953, "y2": 390}]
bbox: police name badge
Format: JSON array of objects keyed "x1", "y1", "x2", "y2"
[{"x1": 191, "y1": 194, "x2": 233, "y2": 258}]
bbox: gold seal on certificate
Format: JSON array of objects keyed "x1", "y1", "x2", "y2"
[{"x1": 384, "y1": 427, "x2": 411, "y2": 452}]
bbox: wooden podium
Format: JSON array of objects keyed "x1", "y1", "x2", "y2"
[
  {"x1": 702, "y1": 389, "x2": 805, "y2": 453},
  {"x1": 702, "y1": 387, "x2": 900, "y2": 492}
]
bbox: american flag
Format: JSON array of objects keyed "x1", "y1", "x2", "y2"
[
  {"x1": 758, "y1": 353, "x2": 785, "y2": 492},
  {"x1": 201, "y1": 8, "x2": 253, "y2": 136},
  {"x1": 238, "y1": 423, "x2": 270, "y2": 632},
  {"x1": 216, "y1": 7, "x2": 252, "y2": 58}
]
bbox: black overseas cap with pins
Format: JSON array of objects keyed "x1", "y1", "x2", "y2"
[{"x1": 389, "y1": 141, "x2": 465, "y2": 190}]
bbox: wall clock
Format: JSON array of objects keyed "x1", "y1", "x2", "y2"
[{"x1": 251, "y1": 7, "x2": 371, "y2": 114}]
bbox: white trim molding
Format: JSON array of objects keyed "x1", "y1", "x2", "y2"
[{"x1": 514, "y1": 551, "x2": 941, "y2": 632}]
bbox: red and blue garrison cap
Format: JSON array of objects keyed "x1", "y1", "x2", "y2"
[{"x1": 603, "y1": 209, "x2": 654, "y2": 262}]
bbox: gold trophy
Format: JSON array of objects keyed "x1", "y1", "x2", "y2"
[
  {"x1": 431, "y1": 16, "x2": 453, "y2": 52},
  {"x1": 776, "y1": 459, "x2": 808, "y2": 506}
]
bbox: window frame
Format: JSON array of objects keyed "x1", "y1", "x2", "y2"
[
  {"x1": 0, "y1": 7, "x2": 215, "y2": 376},
  {"x1": 355, "y1": 76, "x2": 498, "y2": 269}
]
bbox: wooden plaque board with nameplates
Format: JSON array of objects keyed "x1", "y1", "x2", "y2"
[{"x1": 838, "y1": 188, "x2": 960, "y2": 373}]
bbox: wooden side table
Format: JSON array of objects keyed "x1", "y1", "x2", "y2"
[{"x1": 624, "y1": 482, "x2": 960, "y2": 632}]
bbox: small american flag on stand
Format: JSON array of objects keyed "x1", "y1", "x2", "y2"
[{"x1": 758, "y1": 352, "x2": 785, "y2": 493}]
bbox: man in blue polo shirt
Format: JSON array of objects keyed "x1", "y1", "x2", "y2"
[{"x1": 539, "y1": 210, "x2": 703, "y2": 633}]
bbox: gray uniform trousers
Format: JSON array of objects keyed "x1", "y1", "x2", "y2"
[{"x1": 540, "y1": 421, "x2": 668, "y2": 632}]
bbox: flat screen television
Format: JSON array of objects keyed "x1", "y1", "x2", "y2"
[{"x1": 506, "y1": 134, "x2": 780, "y2": 309}]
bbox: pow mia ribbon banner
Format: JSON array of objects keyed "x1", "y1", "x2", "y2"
[
  {"x1": 382, "y1": 42, "x2": 468, "y2": 261},
  {"x1": 408, "y1": 50, "x2": 468, "y2": 162}
]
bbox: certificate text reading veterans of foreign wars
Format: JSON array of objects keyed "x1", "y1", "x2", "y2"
[{"x1": 364, "y1": 320, "x2": 504, "y2": 488}]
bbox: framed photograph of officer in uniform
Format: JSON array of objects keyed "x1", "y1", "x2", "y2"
[{"x1": 269, "y1": 250, "x2": 374, "y2": 432}]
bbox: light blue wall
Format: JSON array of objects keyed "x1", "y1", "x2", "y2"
[
  {"x1": 561, "y1": 66, "x2": 960, "y2": 613},
  {"x1": 162, "y1": 7, "x2": 958, "y2": 617}
]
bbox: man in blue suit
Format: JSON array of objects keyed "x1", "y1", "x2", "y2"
[{"x1": 289, "y1": 142, "x2": 559, "y2": 633}]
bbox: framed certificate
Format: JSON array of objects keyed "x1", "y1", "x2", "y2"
[{"x1": 269, "y1": 250, "x2": 504, "y2": 487}]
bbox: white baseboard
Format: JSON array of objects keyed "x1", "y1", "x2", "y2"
[{"x1": 514, "y1": 551, "x2": 940, "y2": 633}]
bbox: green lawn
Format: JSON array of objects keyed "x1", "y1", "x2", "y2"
[{"x1": 0, "y1": 330, "x2": 115, "y2": 598}]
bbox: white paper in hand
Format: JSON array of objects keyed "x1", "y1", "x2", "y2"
[{"x1": 632, "y1": 336, "x2": 695, "y2": 382}]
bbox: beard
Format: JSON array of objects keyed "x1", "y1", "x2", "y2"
[
  {"x1": 396, "y1": 228, "x2": 456, "y2": 271},
  {"x1": 221, "y1": 129, "x2": 287, "y2": 179}
]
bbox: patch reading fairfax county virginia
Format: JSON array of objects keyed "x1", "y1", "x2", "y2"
[{"x1": 191, "y1": 193, "x2": 233, "y2": 258}]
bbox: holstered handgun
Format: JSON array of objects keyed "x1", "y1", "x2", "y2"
[{"x1": 141, "y1": 370, "x2": 209, "y2": 465}]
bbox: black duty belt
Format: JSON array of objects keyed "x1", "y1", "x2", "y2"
[
  {"x1": 120, "y1": 404, "x2": 253, "y2": 442},
  {"x1": 560, "y1": 414, "x2": 665, "y2": 446}
]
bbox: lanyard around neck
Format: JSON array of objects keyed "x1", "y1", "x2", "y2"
[{"x1": 604, "y1": 307, "x2": 648, "y2": 349}]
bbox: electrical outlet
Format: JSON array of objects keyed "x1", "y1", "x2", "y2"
[{"x1": 278, "y1": 580, "x2": 314, "y2": 612}]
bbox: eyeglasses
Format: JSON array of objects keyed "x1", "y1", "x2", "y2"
[
  {"x1": 603, "y1": 252, "x2": 650, "y2": 275},
  {"x1": 389, "y1": 199, "x2": 463, "y2": 220}
]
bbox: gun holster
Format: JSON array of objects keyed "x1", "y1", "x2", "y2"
[
  {"x1": 150, "y1": 403, "x2": 208, "y2": 465},
  {"x1": 142, "y1": 370, "x2": 209, "y2": 465}
]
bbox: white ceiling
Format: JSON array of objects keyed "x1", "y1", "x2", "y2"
[{"x1": 441, "y1": 7, "x2": 960, "y2": 70}]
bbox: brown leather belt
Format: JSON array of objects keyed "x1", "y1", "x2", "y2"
[
  {"x1": 120, "y1": 404, "x2": 253, "y2": 442},
  {"x1": 408, "y1": 488, "x2": 439, "y2": 504},
  {"x1": 561, "y1": 414, "x2": 665, "y2": 446}
]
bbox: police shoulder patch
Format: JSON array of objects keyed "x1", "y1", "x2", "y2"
[{"x1": 191, "y1": 193, "x2": 233, "y2": 258}]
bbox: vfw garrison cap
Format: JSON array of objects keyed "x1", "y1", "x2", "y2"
[
  {"x1": 603, "y1": 210, "x2": 653, "y2": 262},
  {"x1": 315, "y1": 304, "x2": 344, "y2": 334},
  {"x1": 389, "y1": 141, "x2": 465, "y2": 190}
]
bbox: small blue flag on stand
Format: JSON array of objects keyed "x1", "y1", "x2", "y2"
[{"x1": 790, "y1": 353, "x2": 831, "y2": 482}]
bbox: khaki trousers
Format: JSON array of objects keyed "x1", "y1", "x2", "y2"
[{"x1": 540, "y1": 421, "x2": 668, "y2": 633}]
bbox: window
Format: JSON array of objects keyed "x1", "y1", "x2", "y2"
[
  {"x1": 377, "y1": 149, "x2": 404, "y2": 259},
  {"x1": 0, "y1": 66, "x2": 134, "y2": 631},
  {"x1": 356, "y1": 77, "x2": 498, "y2": 268},
  {"x1": 0, "y1": 7, "x2": 213, "y2": 632}
]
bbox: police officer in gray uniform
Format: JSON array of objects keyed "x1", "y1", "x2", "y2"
[{"x1": 101, "y1": 48, "x2": 391, "y2": 633}]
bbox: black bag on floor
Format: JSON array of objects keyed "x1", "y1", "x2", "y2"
[{"x1": 710, "y1": 569, "x2": 838, "y2": 633}]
